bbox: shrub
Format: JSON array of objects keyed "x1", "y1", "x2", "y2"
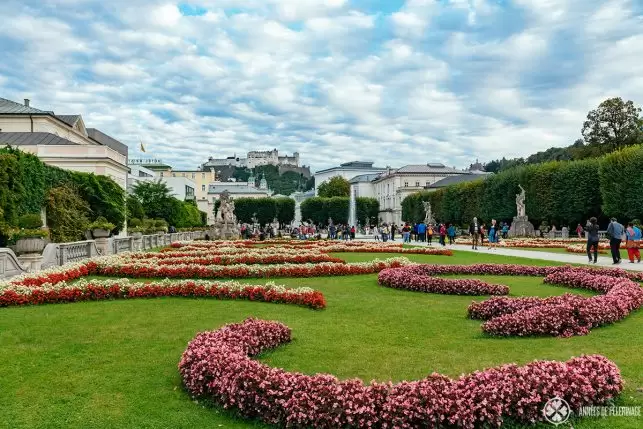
[
  {"x1": 128, "y1": 218, "x2": 142, "y2": 228},
  {"x1": 45, "y1": 185, "x2": 91, "y2": 243},
  {"x1": 17, "y1": 214, "x2": 43, "y2": 229}
]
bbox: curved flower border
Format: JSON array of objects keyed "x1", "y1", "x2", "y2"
[
  {"x1": 179, "y1": 318, "x2": 623, "y2": 429},
  {"x1": 0, "y1": 278, "x2": 326, "y2": 309},
  {"x1": 379, "y1": 264, "x2": 643, "y2": 337},
  {"x1": 379, "y1": 265, "x2": 509, "y2": 295}
]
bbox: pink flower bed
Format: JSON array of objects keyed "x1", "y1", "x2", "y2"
[
  {"x1": 179, "y1": 318, "x2": 623, "y2": 429},
  {"x1": 0, "y1": 279, "x2": 326, "y2": 309},
  {"x1": 374, "y1": 264, "x2": 643, "y2": 337},
  {"x1": 459, "y1": 266, "x2": 643, "y2": 337},
  {"x1": 378, "y1": 265, "x2": 509, "y2": 295}
]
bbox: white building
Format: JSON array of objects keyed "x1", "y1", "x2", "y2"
[
  {"x1": 0, "y1": 97, "x2": 129, "y2": 189},
  {"x1": 317, "y1": 161, "x2": 486, "y2": 225},
  {"x1": 372, "y1": 164, "x2": 470, "y2": 224},
  {"x1": 314, "y1": 161, "x2": 386, "y2": 196}
]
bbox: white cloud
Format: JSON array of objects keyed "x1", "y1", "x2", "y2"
[{"x1": 0, "y1": 0, "x2": 641, "y2": 172}]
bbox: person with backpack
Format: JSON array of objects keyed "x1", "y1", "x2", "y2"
[
  {"x1": 625, "y1": 221, "x2": 641, "y2": 263},
  {"x1": 427, "y1": 224, "x2": 434, "y2": 245}
]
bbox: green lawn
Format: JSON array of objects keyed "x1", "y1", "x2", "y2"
[{"x1": 0, "y1": 251, "x2": 641, "y2": 429}]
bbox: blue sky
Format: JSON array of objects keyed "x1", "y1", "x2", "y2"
[{"x1": 1, "y1": 0, "x2": 642, "y2": 171}]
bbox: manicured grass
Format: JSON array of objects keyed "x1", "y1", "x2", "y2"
[{"x1": 0, "y1": 251, "x2": 641, "y2": 429}]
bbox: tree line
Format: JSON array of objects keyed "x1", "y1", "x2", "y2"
[
  {"x1": 482, "y1": 97, "x2": 643, "y2": 173},
  {"x1": 403, "y1": 145, "x2": 643, "y2": 228}
]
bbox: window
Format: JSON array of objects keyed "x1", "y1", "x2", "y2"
[
  {"x1": 415, "y1": 181, "x2": 420, "y2": 187},
  {"x1": 202, "y1": 173, "x2": 205, "y2": 179},
  {"x1": 426, "y1": 181, "x2": 430, "y2": 187},
  {"x1": 160, "y1": 172, "x2": 164, "y2": 177},
  {"x1": 202, "y1": 184, "x2": 206, "y2": 192},
  {"x1": 404, "y1": 182, "x2": 408, "y2": 187},
  {"x1": 192, "y1": 173, "x2": 195, "y2": 179}
]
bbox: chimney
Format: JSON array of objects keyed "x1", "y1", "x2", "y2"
[{"x1": 24, "y1": 99, "x2": 30, "y2": 107}]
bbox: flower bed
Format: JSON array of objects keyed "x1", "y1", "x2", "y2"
[
  {"x1": 179, "y1": 318, "x2": 623, "y2": 429},
  {"x1": 0, "y1": 279, "x2": 326, "y2": 309},
  {"x1": 93, "y1": 257, "x2": 411, "y2": 280},
  {"x1": 375, "y1": 264, "x2": 643, "y2": 337},
  {"x1": 379, "y1": 265, "x2": 509, "y2": 295},
  {"x1": 132, "y1": 252, "x2": 346, "y2": 266},
  {"x1": 169, "y1": 240, "x2": 453, "y2": 256}
]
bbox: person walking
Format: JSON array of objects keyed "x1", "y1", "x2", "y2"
[
  {"x1": 584, "y1": 217, "x2": 600, "y2": 264},
  {"x1": 480, "y1": 223, "x2": 486, "y2": 248},
  {"x1": 350, "y1": 225, "x2": 356, "y2": 240},
  {"x1": 417, "y1": 222, "x2": 426, "y2": 242},
  {"x1": 391, "y1": 224, "x2": 397, "y2": 241},
  {"x1": 501, "y1": 223, "x2": 509, "y2": 240},
  {"x1": 373, "y1": 225, "x2": 380, "y2": 241},
  {"x1": 606, "y1": 217, "x2": 624, "y2": 264},
  {"x1": 469, "y1": 217, "x2": 481, "y2": 250},
  {"x1": 427, "y1": 224, "x2": 434, "y2": 245},
  {"x1": 625, "y1": 222, "x2": 641, "y2": 263},
  {"x1": 382, "y1": 224, "x2": 390, "y2": 242},
  {"x1": 488, "y1": 219, "x2": 498, "y2": 250},
  {"x1": 402, "y1": 223, "x2": 411, "y2": 243},
  {"x1": 439, "y1": 223, "x2": 447, "y2": 246},
  {"x1": 447, "y1": 223, "x2": 456, "y2": 245},
  {"x1": 576, "y1": 223, "x2": 583, "y2": 239}
]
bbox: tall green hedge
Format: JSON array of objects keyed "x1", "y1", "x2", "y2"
[
  {"x1": 233, "y1": 197, "x2": 295, "y2": 227},
  {"x1": 599, "y1": 145, "x2": 643, "y2": 220},
  {"x1": 300, "y1": 197, "x2": 379, "y2": 226},
  {"x1": 0, "y1": 146, "x2": 126, "y2": 231},
  {"x1": 402, "y1": 146, "x2": 640, "y2": 227}
]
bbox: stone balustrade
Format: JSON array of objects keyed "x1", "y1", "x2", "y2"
[{"x1": 4, "y1": 230, "x2": 208, "y2": 277}]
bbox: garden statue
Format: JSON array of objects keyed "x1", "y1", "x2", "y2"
[
  {"x1": 423, "y1": 201, "x2": 436, "y2": 225},
  {"x1": 211, "y1": 191, "x2": 240, "y2": 239},
  {"x1": 508, "y1": 184, "x2": 535, "y2": 237},
  {"x1": 515, "y1": 185, "x2": 526, "y2": 218}
]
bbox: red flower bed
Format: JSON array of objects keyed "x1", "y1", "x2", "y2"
[
  {"x1": 179, "y1": 318, "x2": 623, "y2": 429},
  {"x1": 378, "y1": 265, "x2": 509, "y2": 295},
  {"x1": 0, "y1": 279, "x2": 326, "y2": 310},
  {"x1": 93, "y1": 257, "x2": 410, "y2": 280}
]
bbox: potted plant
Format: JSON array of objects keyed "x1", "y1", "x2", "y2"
[
  {"x1": 128, "y1": 218, "x2": 144, "y2": 238},
  {"x1": 13, "y1": 214, "x2": 49, "y2": 254},
  {"x1": 89, "y1": 216, "x2": 115, "y2": 239}
]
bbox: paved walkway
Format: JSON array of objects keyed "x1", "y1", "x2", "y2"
[{"x1": 355, "y1": 236, "x2": 643, "y2": 271}]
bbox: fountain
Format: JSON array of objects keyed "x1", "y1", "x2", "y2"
[{"x1": 348, "y1": 186, "x2": 357, "y2": 228}]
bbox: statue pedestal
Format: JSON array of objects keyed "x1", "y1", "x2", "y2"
[
  {"x1": 95, "y1": 238, "x2": 110, "y2": 255},
  {"x1": 18, "y1": 254, "x2": 43, "y2": 272},
  {"x1": 508, "y1": 216, "x2": 535, "y2": 237}
]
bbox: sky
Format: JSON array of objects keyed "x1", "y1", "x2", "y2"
[{"x1": 1, "y1": 0, "x2": 642, "y2": 172}]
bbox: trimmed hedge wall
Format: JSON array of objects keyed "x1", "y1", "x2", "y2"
[
  {"x1": 300, "y1": 197, "x2": 379, "y2": 226},
  {"x1": 402, "y1": 146, "x2": 642, "y2": 227},
  {"x1": 232, "y1": 197, "x2": 296, "y2": 227}
]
